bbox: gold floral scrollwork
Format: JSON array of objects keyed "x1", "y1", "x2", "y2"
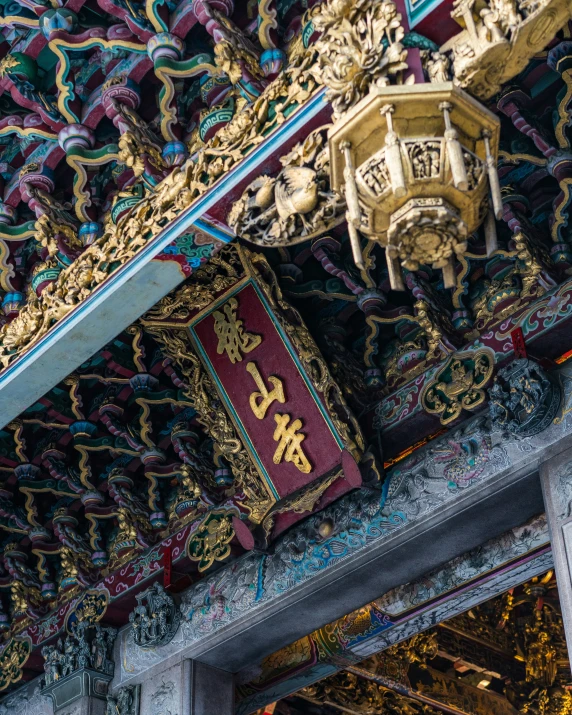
[
  {"x1": 0, "y1": 637, "x2": 30, "y2": 691},
  {"x1": 421, "y1": 348, "x2": 495, "y2": 425},
  {"x1": 311, "y1": 0, "x2": 408, "y2": 119},
  {"x1": 142, "y1": 250, "x2": 276, "y2": 527},
  {"x1": 187, "y1": 510, "x2": 235, "y2": 572},
  {"x1": 0, "y1": 22, "x2": 323, "y2": 374},
  {"x1": 141, "y1": 322, "x2": 275, "y2": 525}
]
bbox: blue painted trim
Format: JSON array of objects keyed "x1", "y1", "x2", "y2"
[
  {"x1": 191, "y1": 218, "x2": 234, "y2": 243},
  {"x1": 0, "y1": 89, "x2": 328, "y2": 390},
  {"x1": 405, "y1": 0, "x2": 445, "y2": 26}
]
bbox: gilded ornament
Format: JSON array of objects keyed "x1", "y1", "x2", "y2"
[
  {"x1": 301, "y1": 670, "x2": 442, "y2": 714},
  {"x1": 327, "y1": 83, "x2": 501, "y2": 288},
  {"x1": 187, "y1": 510, "x2": 235, "y2": 572},
  {"x1": 66, "y1": 590, "x2": 108, "y2": 632},
  {"x1": 247, "y1": 362, "x2": 285, "y2": 420},
  {"x1": 441, "y1": 0, "x2": 572, "y2": 100},
  {"x1": 242, "y1": 248, "x2": 364, "y2": 461},
  {"x1": 213, "y1": 296, "x2": 262, "y2": 363},
  {"x1": 0, "y1": 29, "x2": 322, "y2": 373},
  {"x1": 311, "y1": 0, "x2": 409, "y2": 119},
  {"x1": 272, "y1": 414, "x2": 312, "y2": 474},
  {"x1": 0, "y1": 638, "x2": 30, "y2": 691},
  {"x1": 228, "y1": 126, "x2": 346, "y2": 247},
  {"x1": 142, "y1": 246, "x2": 364, "y2": 526},
  {"x1": 421, "y1": 348, "x2": 495, "y2": 424}
]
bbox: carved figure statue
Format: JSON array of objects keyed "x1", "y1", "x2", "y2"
[
  {"x1": 128, "y1": 582, "x2": 180, "y2": 649},
  {"x1": 525, "y1": 623, "x2": 558, "y2": 687},
  {"x1": 106, "y1": 685, "x2": 139, "y2": 715},
  {"x1": 425, "y1": 51, "x2": 451, "y2": 82},
  {"x1": 488, "y1": 358, "x2": 560, "y2": 437},
  {"x1": 41, "y1": 645, "x2": 61, "y2": 687},
  {"x1": 61, "y1": 636, "x2": 76, "y2": 677},
  {"x1": 41, "y1": 621, "x2": 117, "y2": 691}
]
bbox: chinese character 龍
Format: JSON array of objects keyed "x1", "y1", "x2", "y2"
[{"x1": 213, "y1": 297, "x2": 262, "y2": 363}]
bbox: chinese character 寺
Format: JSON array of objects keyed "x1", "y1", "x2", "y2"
[
  {"x1": 246, "y1": 362, "x2": 285, "y2": 419},
  {"x1": 213, "y1": 297, "x2": 262, "y2": 363},
  {"x1": 273, "y1": 413, "x2": 312, "y2": 474}
]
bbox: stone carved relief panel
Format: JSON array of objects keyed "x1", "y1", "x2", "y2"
[
  {"x1": 140, "y1": 663, "x2": 180, "y2": 715},
  {"x1": 0, "y1": 684, "x2": 52, "y2": 715},
  {"x1": 118, "y1": 362, "x2": 572, "y2": 682},
  {"x1": 375, "y1": 513, "x2": 549, "y2": 617},
  {"x1": 555, "y1": 460, "x2": 572, "y2": 520},
  {"x1": 148, "y1": 681, "x2": 178, "y2": 715},
  {"x1": 107, "y1": 684, "x2": 140, "y2": 715}
]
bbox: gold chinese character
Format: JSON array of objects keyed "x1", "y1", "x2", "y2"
[
  {"x1": 247, "y1": 362, "x2": 286, "y2": 419},
  {"x1": 273, "y1": 413, "x2": 312, "y2": 474},
  {"x1": 213, "y1": 297, "x2": 262, "y2": 363}
]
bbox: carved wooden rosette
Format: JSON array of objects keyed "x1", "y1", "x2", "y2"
[
  {"x1": 141, "y1": 246, "x2": 366, "y2": 548},
  {"x1": 0, "y1": 637, "x2": 30, "y2": 692},
  {"x1": 421, "y1": 347, "x2": 495, "y2": 425}
]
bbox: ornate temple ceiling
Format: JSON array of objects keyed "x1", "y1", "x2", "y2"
[
  {"x1": 0, "y1": 0, "x2": 570, "y2": 701},
  {"x1": 251, "y1": 571, "x2": 571, "y2": 715}
]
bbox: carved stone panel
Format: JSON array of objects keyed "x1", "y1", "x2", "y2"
[
  {"x1": 129, "y1": 584, "x2": 180, "y2": 649},
  {"x1": 140, "y1": 663, "x2": 181, "y2": 715},
  {"x1": 0, "y1": 683, "x2": 52, "y2": 715},
  {"x1": 540, "y1": 450, "x2": 572, "y2": 658},
  {"x1": 488, "y1": 358, "x2": 561, "y2": 437}
]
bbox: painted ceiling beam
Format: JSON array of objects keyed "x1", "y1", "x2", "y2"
[{"x1": 0, "y1": 90, "x2": 328, "y2": 429}]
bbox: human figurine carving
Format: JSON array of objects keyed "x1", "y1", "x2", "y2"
[
  {"x1": 488, "y1": 358, "x2": 561, "y2": 437},
  {"x1": 106, "y1": 685, "x2": 139, "y2": 715},
  {"x1": 129, "y1": 582, "x2": 180, "y2": 649},
  {"x1": 41, "y1": 620, "x2": 117, "y2": 690}
]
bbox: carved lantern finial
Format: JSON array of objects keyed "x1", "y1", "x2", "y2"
[{"x1": 328, "y1": 82, "x2": 502, "y2": 289}]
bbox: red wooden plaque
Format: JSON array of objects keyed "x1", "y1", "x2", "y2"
[{"x1": 190, "y1": 279, "x2": 344, "y2": 502}]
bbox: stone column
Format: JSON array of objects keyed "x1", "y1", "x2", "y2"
[
  {"x1": 54, "y1": 694, "x2": 107, "y2": 715},
  {"x1": 182, "y1": 660, "x2": 234, "y2": 715},
  {"x1": 540, "y1": 448, "x2": 572, "y2": 655},
  {"x1": 43, "y1": 669, "x2": 112, "y2": 715}
]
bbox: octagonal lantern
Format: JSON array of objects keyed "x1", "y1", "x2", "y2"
[{"x1": 328, "y1": 82, "x2": 501, "y2": 289}]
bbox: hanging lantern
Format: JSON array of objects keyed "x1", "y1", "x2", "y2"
[{"x1": 328, "y1": 82, "x2": 501, "y2": 290}]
